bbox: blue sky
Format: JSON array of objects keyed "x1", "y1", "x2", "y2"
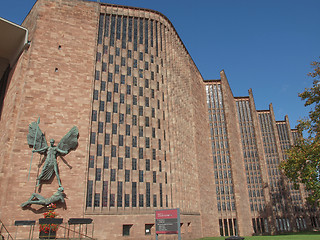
[{"x1": 1, "y1": 0, "x2": 320, "y2": 128}]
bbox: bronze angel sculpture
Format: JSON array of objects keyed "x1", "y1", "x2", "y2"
[{"x1": 27, "y1": 121, "x2": 78, "y2": 187}]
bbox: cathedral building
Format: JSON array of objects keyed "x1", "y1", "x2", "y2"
[{"x1": 0, "y1": 0, "x2": 318, "y2": 239}]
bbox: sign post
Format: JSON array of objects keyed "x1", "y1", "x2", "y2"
[{"x1": 155, "y1": 208, "x2": 181, "y2": 240}]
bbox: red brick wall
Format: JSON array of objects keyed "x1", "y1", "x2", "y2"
[{"x1": 0, "y1": 0, "x2": 99, "y2": 235}]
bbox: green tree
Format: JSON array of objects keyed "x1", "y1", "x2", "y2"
[{"x1": 280, "y1": 59, "x2": 320, "y2": 204}]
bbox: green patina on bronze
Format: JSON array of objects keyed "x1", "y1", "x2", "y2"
[
  {"x1": 27, "y1": 121, "x2": 79, "y2": 187},
  {"x1": 21, "y1": 187, "x2": 65, "y2": 207}
]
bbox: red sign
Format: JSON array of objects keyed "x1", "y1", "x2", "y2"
[
  {"x1": 155, "y1": 209, "x2": 178, "y2": 219},
  {"x1": 155, "y1": 209, "x2": 180, "y2": 234}
]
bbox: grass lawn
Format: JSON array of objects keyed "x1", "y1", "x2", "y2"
[{"x1": 197, "y1": 231, "x2": 320, "y2": 240}]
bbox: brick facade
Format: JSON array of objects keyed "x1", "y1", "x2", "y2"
[{"x1": 0, "y1": 0, "x2": 319, "y2": 239}]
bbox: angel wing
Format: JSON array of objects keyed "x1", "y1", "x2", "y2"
[
  {"x1": 27, "y1": 121, "x2": 48, "y2": 150},
  {"x1": 57, "y1": 126, "x2": 79, "y2": 154}
]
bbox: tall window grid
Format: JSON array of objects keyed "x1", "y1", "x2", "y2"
[
  {"x1": 236, "y1": 99, "x2": 265, "y2": 212},
  {"x1": 258, "y1": 112, "x2": 286, "y2": 215},
  {"x1": 86, "y1": 12, "x2": 170, "y2": 212},
  {"x1": 277, "y1": 122, "x2": 304, "y2": 213},
  {"x1": 206, "y1": 83, "x2": 236, "y2": 212}
]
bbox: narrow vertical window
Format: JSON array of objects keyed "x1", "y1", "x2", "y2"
[
  {"x1": 109, "y1": 55, "x2": 114, "y2": 64},
  {"x1": 139, "y1": 106, "x2": 143, "y2": 116},
  {"x1": 99, "y1": 101, "x2": 104, "y2": 111},
  {"x1": 155, "y1": 21, "x2": 158, "y2": 56},
  {"x1": 104, "y1": 156, "x2": 109, "y2": 169},
  {"x1": 139, "y1": 69, "x2": 143, "y2": 78},
  {"x1": 132, "y1": 136, "x2": 137, "y2": 147},
  {"x1": 94, "y1": 193, "x2": 100, "y2": 207},
  {"x1": 110, "y1": 169, "x2": 116, "y2": 181},
  {"x1": 139, "y1": 194, "x2": 144, "y2": 207},
  {"x1": 153, "y1": 194, "x2": 157, "y2": 207},
  {"x1": 90, "y1": 132, "x2": 96, "y2": 144},
  {"x1": 125, "y1": 146, "x2": 130, "y2": 158},
  {"x1": 93, "y1": 89, "x2": 99, "y2": 100},
  {"x1": 152, "y1": 149, "x2": 156, "y2": 160},
  {"x1": 86, "y1": 180, "x2": 93, "y2": 207},
  {"x1": 96, "y1": 168, "x2": 101, "y2": 181},
  {"x1": 116, "y1": 16, "x2": 121, "y2": 40},
  {"x1": 132, "y1": 182, "x2": 137, "y2": 207},
  {"x1": 139, "y1": 126, "x2": 143, "y2": 137},
  {"x1": 97, "y1": 14, "x2": 104, "y2": 44},
  {"x1": 128, "y1": 17, "x2": 133, "y2": 42},
  {"x1": 97, "y1": 144, "x2": 102, "y2": 156},
  {"x1": 106, "y1": 112, "x2": 111, "y2": 123},
  {"x1": 120, "y1": 94, "x2": 125, "y2": 104},
  {"x1": 133, "y1": 18, "x2": 138, "y2": 51},
  {"x1": 98, "y1": 122, "x2": 103, "y2": 133},
  {"x1": 110, "y1": 194, "x2": 115, "y2": 207},
  {"x1": 132, "y1": 158, "x2": 137, "y2": 170},
  {"x1": 139, "y1": 18, "x2": 143, "y2": 44},
  {"x1": 113, "y1": 102, "x2": 118, "y2": 113},
  {"x1": 160, "y1": 183, "x2": 163, "y2": 207},
  {"x1": 150, "y1": 20, "x2": 154, "y2": 47},
  {"x1": 112, "y1": 123, "x2": 117, "y2": 134},
  {"x1": 102, "y1": 181, "x2": 108, "y2": 207},
  {"x1": 122, "y1": 16, "x2": 127, "y2": 49},
  {"x1": 145, "y1": 19, "x2": 148, "y2": 53},
  {"x1": 110, "y1": 15, "x2": 116, "y2": 46},
  {"x1": 139, "y1": 148, "x2": 143, "y2": 159},
  {"x1": 126, "y1": 124, "x2": 130, "y2": 136},
  {"x1": 127, "y1": 85, "x2": 131, "y2": 94},
  {"x1": 104, "y1": 15, "x2": 110, "y2": 37},
  {"x1": 103, "y1": 45, "x2": 108, "y2": 54},
  {"x1": 102, "y1": 62, "x2": 107, "y2": 72},
  {"x1": 119, "y1": 135, "x2": 124, "y2": 146},
  {"x1": 146, "y1": 182, "x2": 150, "y2": 207},
  {"x1": 132, "y1": 115, "x2": 137, "y2": 126},
  {"x1": 152, "y1": 128, "x2": 155, "y2": 138},
  {"x1": 125, "y1": 170, "x2": 130, "y2": 182},
  {"x1": 119, "y1": 114, "x2": 124, "y2": 124},
  {"x1": 115, "y1": 65, "x2": 119, "y2": 74},
  {"x1": 111, "y1": 145, "x2": 117, "y2": 157},
  {"x1": 117, "y1": 181, "x2": 123, "y2": 207},
  {"x1": 145, "y1": 137, "x2": 150, "y2": 148},
  {"x1": 139, "y1": 170, "x2": 144, "y2": 182},
  {"x1": 118, "y1": 157, "x2": 123, "y2": 169},
  {"x1": 133, "y1": 95, "x2": 137, "y2": 105},
  {"x1": 121, "y1": 74, "x2": 126, "y2": 84},
  {"x1": 107, "y1": 92, "x2": 112, "y2": 102},
  {"x1": 89, "y1": 156, "x2": 94, "y2": 168},
  {"x1": 153, "y1": 171, "x2": 156, "y2": 183},
  {"x1": 146, "y1": 159, "x2": 150, "y2": 171},
  {"x1": 108, "y1": 72, "x2": 113, "y2": 82},
  {"x1": 125, "y1": 194, "x2": 130, "y2": 207},
  {"x1": 96, "y1": 52, "x2": 101, "y2": 62},
  {"x1": 126, "y1": 104, "x2": 131, "y2": 115}
]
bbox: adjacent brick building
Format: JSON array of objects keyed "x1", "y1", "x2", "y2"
[{"x1": 0, "y1": 0, "x2": 318, "y2": 239}]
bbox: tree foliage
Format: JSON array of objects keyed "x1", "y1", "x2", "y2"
[{"x1": 280, "y1": 58, "x2": 320, "y2": 204}]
